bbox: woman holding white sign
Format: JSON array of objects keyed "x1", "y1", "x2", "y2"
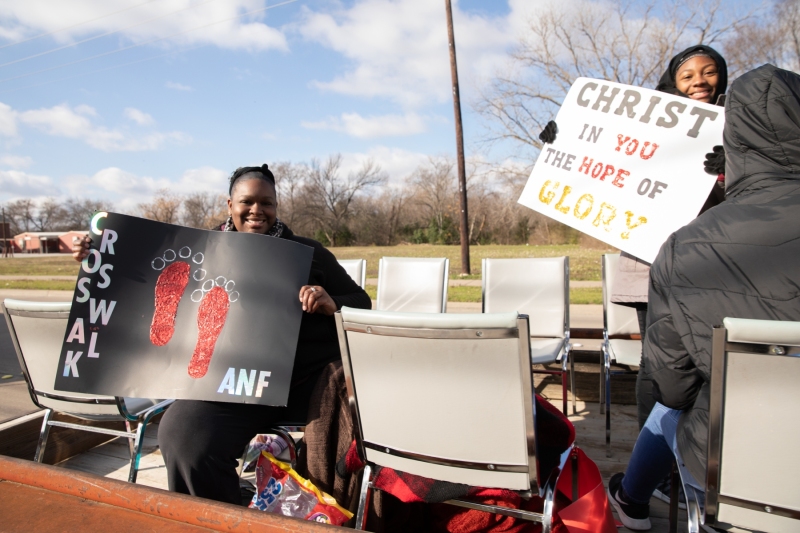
[{"x1": 539, "y1": 45, "x2": 728, "y2": 518}]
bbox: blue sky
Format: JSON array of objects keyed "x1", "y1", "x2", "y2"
[{"x1": 0, "y1": 0, "x2": 536, "y2": 212}]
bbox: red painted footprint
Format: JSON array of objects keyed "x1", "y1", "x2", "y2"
[
  {"x1": 150, "y1": 261, "x2": 191, "y2": 346},
  {"x1": 188, "y1": 286, "x2": 230, "y2": 378}
]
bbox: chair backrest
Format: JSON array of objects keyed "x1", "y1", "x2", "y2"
[
  {"x1": 376, "y1": 257, "x2": 448, "y2": 313},
  {"x1": 705, "y1": 318, "x2": 800, "y2": 532},
  {"x1": 2, "y1": 299, "x2": 119, "y2": 417},
  {"x1": 338, "y1": 259, "x2": 367, "y2": 288},
  {"x1": 601, "y1": 254, "x2": 639, "y2": 337},
  {"x1": 336, "y1": 307, "x2": 537, "y2": 491},
  {"x1": 482, "y1": 257, "x2": 568, "y2": 339}
]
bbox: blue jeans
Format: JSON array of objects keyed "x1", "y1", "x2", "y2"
[{"x1": 621, "y1": 402, "x2": 703, "y2": 505}]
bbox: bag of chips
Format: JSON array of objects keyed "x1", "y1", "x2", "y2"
[{"x1": 249, "y1": 451, "x2": 353, "y2": 526}]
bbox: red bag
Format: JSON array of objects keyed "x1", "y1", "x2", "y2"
[{"x1": 553, "y1": 447, "x2": 617, "y2": 533}]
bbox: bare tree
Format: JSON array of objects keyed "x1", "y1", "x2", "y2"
[
  {"x1": 407, "y1": 157, "x2": 458, "y2": 241},
  {"x1": 724, "y1": 0, "x2": 800, "y2": 78},
  {"x1": 31, "y1": 198, "x2": 67, "y2": 231},
  {"x1": 63, "y1": 198, "x2": 111, "y2": 230},
  {"x1": 4, "y1": 198, "x2": 36, "y2": 234},
  {"x1": 138, "y1": 189, "x2": 182, "y2": 224},
  {"x1": 182, "y1": 191, "x2": 227, "y2": 229},
  {"x1": 270, "y1": 161, "x2": 310, "y2": 230},
  {"x1": 303, "y1": 155, "x2": 387, "y2": 246},
  {"x1": 476, "y1": 0, "x2": 754, "y2": 156}
]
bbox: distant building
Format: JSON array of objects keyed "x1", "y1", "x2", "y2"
[{"x1": 13, "y1": 231, "x2": 90, "y2": 254}]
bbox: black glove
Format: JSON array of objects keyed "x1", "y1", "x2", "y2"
[
  {"x1": 538, "y1": 120, "x2": 558, "y2": 144},
  {"x1": 704, "y1": 145, "x2": 725, "y2": 175}
]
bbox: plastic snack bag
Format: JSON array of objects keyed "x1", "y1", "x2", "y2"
[{"x1": 249, "y1": 451, "x2": 353, "y2": 526}]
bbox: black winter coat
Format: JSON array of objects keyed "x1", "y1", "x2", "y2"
[{"x1": 643, "y1": 64, "x2": 800, "y2": 483}]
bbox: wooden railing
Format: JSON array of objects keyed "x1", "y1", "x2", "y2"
[{"x1": 0, "y1": 455, "x2": 347, "y2": 532}]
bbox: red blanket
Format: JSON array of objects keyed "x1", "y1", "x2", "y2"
[{"x1": 336, "y1": 395, "x2": 577, "y2": 533}]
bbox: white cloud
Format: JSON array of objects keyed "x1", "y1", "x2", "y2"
[
  {"x1": 0, "y1": 154, "x2": 31, "y2": 169},
  {"x1": 339, "y1": 146, "x2": 429, "y2": 185},
  {"x1": 0, "y1": 0, "x2": 289, "y2": 52},
  {"x1": 0, "y1": 169, "x2": 54, "y2": 198},
  {"x1": 18, "y1": 103, "x2": 189, "y2": 151},
  {"x1": 302, "y1": 112, "x2": 427, "y2": 138},
  {"x1": 124, "y1": 107, "x2": 155, "y2": 126},
  {"x1": 0, "y1": 102, "x2": 18, "y2": 137},
  {"x1": 298, "y1": 0, "x2": 518, "y2": 109},
  {"x1": 166, "y1": 81, "x2": 193, "y2": 92},
  {"x1": 62, "y1": 165, "x2": 229, "y2": 212},
  {"x1": 175, "y1": 166, "x2": 228, "y2": 192}
]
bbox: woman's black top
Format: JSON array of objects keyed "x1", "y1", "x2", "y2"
[
  {"x1": 214, "y1": 221, "x2": 371, "y2": 384},
  {"x1": 280, "y1": 227, "x2": 372, "y2": 384}
]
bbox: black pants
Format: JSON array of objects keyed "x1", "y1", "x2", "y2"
[
  {"x1": 635, "y1": 305, "x2": 656, "y2": 430},
  {"x1": 158, "y1": 370, "x2": 321, "y2": 505}
]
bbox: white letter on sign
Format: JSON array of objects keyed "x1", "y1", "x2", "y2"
[
  {"x1": 255, "y1": 371, "x2": 272, "y2": 398},
  {"x1": 236, "y1": 369, "x2": 256, "y2": 396},
  {"x1": 63, "y1": 351, "x2": 82, "y2": 377},
  {"x1": 66, "y1": 318, "x2": 85, "y2": 344},
  {"x1": 217, "y1": 368, "x2": 236, "y2": 394},
  {"x1": 89, "y1": 298, "x2": 116, "y2": 325}
]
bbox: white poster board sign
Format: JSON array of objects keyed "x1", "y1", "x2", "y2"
[{"x1": 518, "y1": 77, "x2": 724, "y2": 263}]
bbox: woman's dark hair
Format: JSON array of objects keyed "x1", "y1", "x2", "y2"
[
  {"x1": 655, "y1": 44, "x2": 728, "y2": 105},
  {"x1": 228, "y1": 164, "x2": 276, "y2": 196}
]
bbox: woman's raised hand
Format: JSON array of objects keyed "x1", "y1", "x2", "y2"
[
  {"x1": 71, "y1": 235, "x2": 91, "y2": 262},
  {"x1": 299, "y1": 285, "x2": 337, "y2": 316},
  {"x1": 539, "y1": 120, "x2": 558, "y2": 144}
]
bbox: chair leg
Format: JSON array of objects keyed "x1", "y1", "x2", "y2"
[
  {"x1": 124, "y1": 420, "x2": 136, "y2": 458},
  {"x1": 355, "y1": 464, "x2": 372, "y2": 531},
  {"x1": 668, "y1": 462, "x2": 679, "y2": 533},
  {"x1": 604, "y1": 347, "x2": 611, "y2": 457},
  {"x1": 127, "y1": 420, "x2": 148, "y2": 484},
  {"x1": 34, "y1": 409, "x2": 53, "y2": 463},
  {"x1": 570, "y1": 352, "x2": 576, "y2": 415},
  {"x1": 598, "y1": 350, "x2": 605, "y2": 414},
  {"x1": 560, "y1": 354, "x2": 568, "y2": 416},
  {"x1": 541, "y1": 471, "x2": 558, "y2": 533}
]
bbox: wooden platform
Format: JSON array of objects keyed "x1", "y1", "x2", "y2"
[{"x1": 44, "y1": 397, "x2": 688, "y2": 532}]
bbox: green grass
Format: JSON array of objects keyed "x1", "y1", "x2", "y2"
[
  {"x1": 0, "y1": 256, "x2": 81, "y2": 276},
  {"x1": 0, "y1": 280, "x2": 75, "y2": 291},
  {"x1": 364, "y1": 285, "x2": 602, "y2": 305},
  {"x1": 331, "y1": 244, "x2": 613, "y2": 281},
  {"x1": 570, "y1": 287, "x2": 603, "y2": 305}
]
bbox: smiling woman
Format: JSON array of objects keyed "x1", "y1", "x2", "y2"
[{"x1": 70, "y1": 163, "x2": 372, "y2": 505}]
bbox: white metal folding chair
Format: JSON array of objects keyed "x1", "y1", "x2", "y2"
[
  {"x1": 376, "y1": 257, "x2": 448, "y2": 313},
  {"x1": 670, "y1": 318, "x2": 800, "y2": 533},
  {"x1": 482, "y1": 257, "x2": 573, "y2": 415},
  {"x1": 600, "y1": 254, "x2": 641, "y2": 452},
  {"x1": 2, "y1": 299, "x2": 173, "y2": 483},
  {"x1": 335, "y1": 307, "x2": 572, "y2": 532},
  {"x1": 338, "y1": 259, "x2": 367, "y2": 289}
]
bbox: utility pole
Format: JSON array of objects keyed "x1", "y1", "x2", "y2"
[{"x1": 444, "y1": 0, "x2": 470, "y2": 275}]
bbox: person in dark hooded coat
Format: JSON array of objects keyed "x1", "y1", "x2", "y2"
[{"x1": 607, "y1": 64, "x2": 800, "y2": 531}]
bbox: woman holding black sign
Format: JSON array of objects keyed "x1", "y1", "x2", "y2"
[{"x1": 72, "y1": 164, "x2": 372, "y2": 505}]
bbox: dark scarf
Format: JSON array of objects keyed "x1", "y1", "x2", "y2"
[
  {"x1": 219, "y1": 216, "x2": 286, "y2": 237},
  {"x1": 655, "y1": 44, "x2": 728, "y2": 104}
]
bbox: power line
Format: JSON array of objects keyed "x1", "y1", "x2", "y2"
[
  {"x1": 0, "y1": 0, "x2": 300, "y2": 85},
  {"x1": 0, "y1": 0, "x2": 163, "y2": 51},
  {"x1": 0, "y1": 45, "x2": 209, "y2": 95},
  {"x1": 0, "y1": 0, "x2": 225, "y2": 69}
]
